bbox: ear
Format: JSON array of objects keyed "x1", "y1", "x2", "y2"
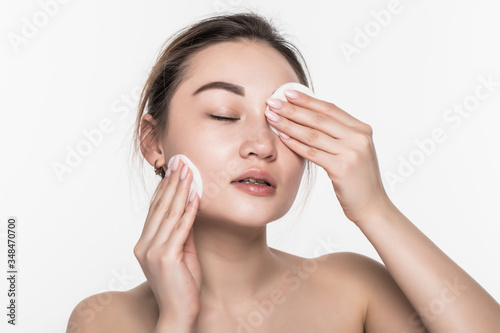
[{"x1": 140, "y1": 113, "x2": 165, "y2": 168}]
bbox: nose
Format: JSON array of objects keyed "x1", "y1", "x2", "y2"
[{"x1": 238, "y1": 106, "x2": 278, "y2": 160}]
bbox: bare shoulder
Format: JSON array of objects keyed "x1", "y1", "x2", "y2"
[
  {"x1": 266, "y1": 249, "x2": 376, "y2": 330},
  {"x1": 66, "y1": 283, "x2": 159, "y2": 333},
  {"x1": 66, "y1": 290, "x2": 132, "y2": 333},
  {"x1": 318, "y1": 251, "x2": 389, "y2": 283},
  {"x1": 315, "y1": 251, "x2": 398, "y2": 300},
  {"x1": 316, "y1": 251, "x2": 409, "y2": 305},
  {"x1": 318, "y1": 251, "x2": 427, "y2": 332},
  {"x1": 313, "y1": 252, "x2": 381, "y2": 313}
]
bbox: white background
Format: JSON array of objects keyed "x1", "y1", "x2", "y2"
[{"x1": 1, "y1": 0, "x2": 499, "y2": 332}]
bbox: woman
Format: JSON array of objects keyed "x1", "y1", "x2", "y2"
[{"x1": 67, "y1": 12, "x2": 500, "y2": 332}]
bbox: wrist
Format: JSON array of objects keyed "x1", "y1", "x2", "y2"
[
  {"x1": 155, "y1": 314, "x2": 197, "y2": 333},
  {"x1": 355, "y1": 197, "x2": 400, "y2": 231}
]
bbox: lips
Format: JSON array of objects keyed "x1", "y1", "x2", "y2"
[{"x1": 231, "y1": 168, "x2": 277, "y2": 188}]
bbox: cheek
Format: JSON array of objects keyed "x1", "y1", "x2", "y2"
[
  {"x1": 283, "y1": 153, "x2": 306, "y2": 189},
  {"x1": 193, "y1": 124, "x2": 236, "y2": 156},
  {"x1": 279, "y1": 141, "x2": 306, "y2": 169},
  {"x1": 166, "y1": 118, "x2": 211, "y2": 151},
  {"x1": 185, "y1": 131, "x2": 236, "y2": 182}
]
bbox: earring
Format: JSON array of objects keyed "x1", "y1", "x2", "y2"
[{"x1": 154, "y1": 159, "x2": 166, "y2": 178}]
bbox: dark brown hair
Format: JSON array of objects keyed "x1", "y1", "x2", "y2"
[{"x1": 130, "y1": 11, "x2": 316, "y2": 222}]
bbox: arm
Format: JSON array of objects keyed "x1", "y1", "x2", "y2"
[
  {"x1": 265, "y1": 89, "x2": 500, "y2": 332},
  {"x1": 154, "y1": 315, "x2": 197, "y2": 333},
  {"x1": 358, "y1": 199, "x2": 500, "y2": 332}
]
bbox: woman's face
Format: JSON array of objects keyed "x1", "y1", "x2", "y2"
[{"x1": 163, "y1": 40, "x2": 306, "y2": 226}]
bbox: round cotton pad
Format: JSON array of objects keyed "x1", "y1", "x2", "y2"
[
  {"x1": 266, "y1": 82, "x2": 315, "y2": 136},
  {"x1": 167, "y1": 154, "x2": 203, "y2": 205}
]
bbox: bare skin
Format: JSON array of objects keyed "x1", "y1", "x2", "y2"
[
  {"x1": 67, "y1": 40, "x2": 500, "y2": 333},
  {"x1": 67, "y1": 249, "x2": 420, "y2": 332}
]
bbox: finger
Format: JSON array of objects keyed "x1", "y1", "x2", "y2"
[
  {"x1": 283, "y1": 90, "x2": 367, "y2": 129},
  {"x1": 149, "y1": 159, "x2": 184, "y2": 209},
  {"x1": 139, "y1": 160, "x2": 184, "y2": 245},
  {"x1": 151, "y1": 162, "x2": 193, "y2": 246},
  {"x1": 269, "y1": 101, "x2": 353, "y2": 140},
  {"x1": 140, "y1": 174, "x2": 171, "y2": 232},
  {"x1": 183, "y1": 211, "x2": 198, "y2": 256},
  {"x1": 136, "y1": 177, "x2": 171, "y2": 249},
  {"x1": 277, "y1": 133, "x2": 343, "y2": 176},
  {"x1": 149, "y1": 172, "x2": 172, "y2": 208},
  {"x1": 167, "y1": 161, "x2": 193, "y2": 217},
  {"x1": 164, "y1": 192, "x2": 199, "y2": 255},
  {"x1": 267, "y1": 114, "x2": 347, "y2": 155}
]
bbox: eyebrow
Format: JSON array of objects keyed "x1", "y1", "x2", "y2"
[{"x1": 192, "y1": 81, "x2": 245, "y2": 97}]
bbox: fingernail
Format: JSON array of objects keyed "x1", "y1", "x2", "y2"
[
  {"x1": 266, "y1": 98, "x2": 283, "y2": 109},
  {"x1": 265, "y1": 109, "x2": 280, "y2": 122},
  {"x1": 165, "y1": 167, "x2": 172, "y2": 178},
  {"x1": 180, "y1": 164, "x2": 188, "y2": 180},
  {"x1": 171, "y1": 155, "x2": 180, "y2": 171},
  {"x1": 279, "y1": 131, "x2": 290, "y2": 139},
  {"x1": 189, "y1": 191, "x2": 196, "y2": 203},
  {"x1": 284, "y1": 89, "x2": 299, "y2": 99}
]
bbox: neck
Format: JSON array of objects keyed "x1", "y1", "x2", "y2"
[{"x1": 193, "y1": 216, "x2": 279, "y2": 309}]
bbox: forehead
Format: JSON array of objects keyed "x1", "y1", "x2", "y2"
[{"x1": 180, "y1": 40, "x2": 300, "y2": 95}]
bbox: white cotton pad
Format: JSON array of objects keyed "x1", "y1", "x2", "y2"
[
  {"x1": 167, "y1": 154, "x2": 203, "y2": 205},
  {"x1": 266, "y1": 82, "x2": 315, "y2": 136}
]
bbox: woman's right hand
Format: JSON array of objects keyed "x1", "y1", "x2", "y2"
[{"x1": 134, "y1": 158, "x2": 202, "y2": 324}]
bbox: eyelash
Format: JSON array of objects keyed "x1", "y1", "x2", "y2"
[{"x1": 210, "y1": 115, "x2": 238, "y2": 122}]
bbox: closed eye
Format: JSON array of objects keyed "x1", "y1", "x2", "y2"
[{"x1": 210, "y1": 115, "x2": 238, "y2": 122}]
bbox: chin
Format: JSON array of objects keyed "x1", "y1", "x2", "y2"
[
  {"x1": 196, "y1": 201, "x2": 287, "y2": 227},
  {"x1": 195, "y1": 186, "x2": 294, "y2": 223}
]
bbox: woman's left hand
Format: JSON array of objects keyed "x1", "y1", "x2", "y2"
[{"x1": 265, "y1": 89, "x2": 392, "y2": 225}]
